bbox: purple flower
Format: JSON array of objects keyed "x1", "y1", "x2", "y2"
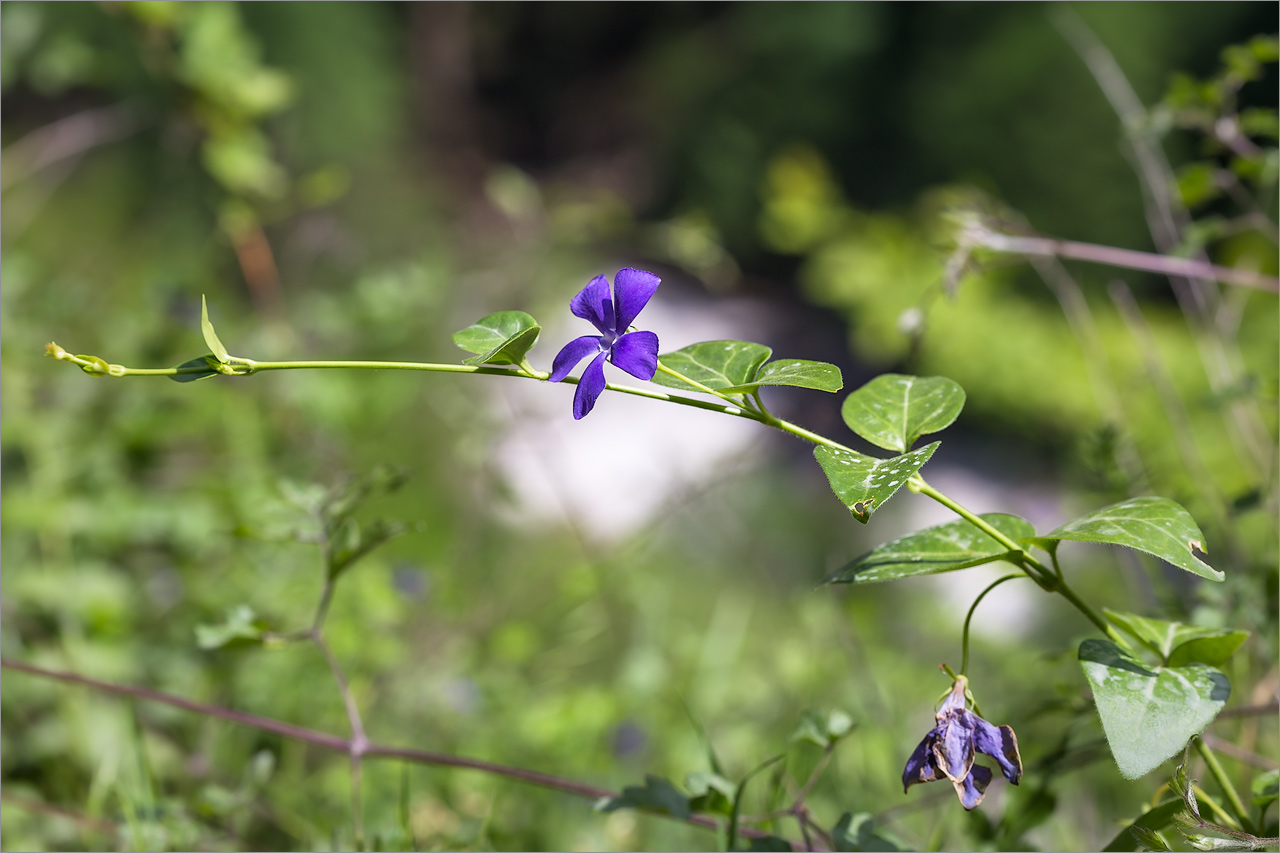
[
  {"x1": 902, "y1": 676, "x2": 1022, "y2": 810},
  {"x1": 549, "y1": 268, "x2": 661, "y2": 419}
]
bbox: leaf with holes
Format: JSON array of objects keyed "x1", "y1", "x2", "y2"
[
  {"x1": 452, "y1": 311, "x2": 541, "y2": 366},
  {"x1": 1079, "y1": 639, "x2": 1230, "y2": 779},
  {"x1": 649, "y1": 340, "x2": 772, "y2": 393},
  {"x1": 814, "y1": 442, "x2": 938, "y2": 524},
  {"x1": 840, "y1": 374, "x2": 966, "y2": 452},
  {"x1": 1029, "y1": 497, "x2": 1221, "y2": 581},
  {"x1": 825, "y1": 513, "x2": 1034, "y2": 584},
  {"x1": 719, "y1": 358, "x2": 843, "y2": 393}
]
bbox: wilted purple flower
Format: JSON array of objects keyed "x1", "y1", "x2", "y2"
[
  {"x1": 549, "y1": 268, "x2": 660, "y2": 419},
  {"x1": 902, "y1": 676, "x2": 1022, "y2": 810}
]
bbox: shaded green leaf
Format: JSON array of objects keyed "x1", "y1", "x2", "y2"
[
  {"x1": 792, "y1": 709, "x2": 856, "y2": 747},
  {"x1": 720, "y1": 358, "x2": 843, "y2": 394},
  {"x1": 452, "y1": 311, "x2": 541, "y2": 366},
  {"x1": 196, "y1": 605, "x2": 268, "y2": 650},
  {"x1": 1030, "y1": 497, "x2": 1222, "y2": 582},
  {"x1": 596, "y1": 775, "x2": 690, "y2": 820},
  {"x1": 685, "y1": 771, "x2": 735, "y2": 817},
  {"x1": 168, "y1": 354, "x2": 221, "y2": 383},
  {"x1": 814, "y1": 442, "x2": 939, "y2": 524},
  {"x1": 1102, "y1": 800, "x2": 1185, "y2": 851},
  {"x1": 328, "y1": 518, "x2": 409, "y2": 580},
  {"x1": 832, "y1": 812, "x2": 902, "y2": 852},
  {"x1": 1101, "y1": 610, "x2": 1241, "y2": 661},
  {"x1": 1251, "y1": 769, "x2": 1277, "y2": 810},
  {"x1": 840, "y1": 374, "x2": 965, "y2": 452},
  {"x1": 1167, "y1": 631, "x2": 1248, "y2": 668},
  {"x1": 1079, "y1": 639, "x2": 1230, "y2": 779},
  {"x1": 201, "y1": 295, "x2": 230, "y2": 363},
  {"x1": 650, "y1": 340, "x2": 772, "y2": 393},
  {"x1": 825, "y1": 513, "x2": 1033, "y2": 584}
]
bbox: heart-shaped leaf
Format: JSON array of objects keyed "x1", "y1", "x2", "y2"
[
  {"x1": 1079, "y1": 639, "x2": 1230, "y2": 779},
  {"x1": 452, "y1": 311, "x2": 541, "y2": 366},
  {"x1": 840, "y1": 374, "x2": 966, "y2": 452},
  {"x1": 1029, "y1": 497, "x2": 1222, "y2": 582},
  {"x1": 825, "y1": 513, "x2": 1034, "y2": 584},
  {"x1": 201, "y1": 295, "x2": 231, "y2": 363},
  {"x1": 720, "y1": 359, "x2": 843, "y2": 394},
  {"x1": 650, "y1": 340, "x2": 772, "y2": 393},
  {"x1": 168, "y1": 354, "x2": 221, "y2": 383},
  {"x1": 814, "y1": 442, "x2": 939, "y2": 523}
]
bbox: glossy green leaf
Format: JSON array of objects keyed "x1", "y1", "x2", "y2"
[
  {"x1": 168, "y1": 354, "x2": 221, "y2": 383},
  {"x1": 832, "y1": 812, "x2": 902, "y2": 852},
  {"x1": 649, "y1": 340, "x2": 772, "y2": 393},
  {"x1": 825, "y1": 513, "x2": 1033, "y2": 584},
  {"x1": 814, "y1": 442, "x2": 939, "y2": 523},
  {"x1": 720, "y1": 358, "x2": 843, "y2": 394},
  {"x1": 201, "y1": 295, "x2": 230, "y2": 363},
  {"x1": 1102, "y1": 800, "x2": 1184, "y2": 852},
  {"x1": 1079, "y1": 639, "x2": 1230, "y2": 779},
  {"x1": 596, "y1": 775, "x2": 690, "y2": 819},
  {"x1": 840, "y1": 374, "x2": 966, "y2": 452},
  {"x1": 452, "y1": 311, "x2": 541, "y2": 366},
  {"x1": 195, "y1": 605, "x2": 268, "y2": 650},
  {"x1": 1030, "y1": 497, "x2": 1222, "y2": 582}
]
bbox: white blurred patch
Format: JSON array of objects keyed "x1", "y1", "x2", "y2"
[
  {"x1": 897, "y1": 463, "x2": 1061, "y2": 640},
  {"x1": 490, "y1": 295, "x2": 771, "y2": 541}
]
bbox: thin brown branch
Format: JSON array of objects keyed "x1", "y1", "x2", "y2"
[
  {"x1": 971, "y1": 228, "x2": 1279, "y2": 293},
  {"x1": 0, "y1": 657, "x2": 802, "y2": 848},
  {"x1": 1, "y1": 101, "x2": 144, "y2": 190}
]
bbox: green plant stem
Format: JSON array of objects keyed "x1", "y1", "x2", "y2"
[
  {"x1": 960, "y1": 574, "x2": 1024, "y2": 676},
  {"x1": 1195, "y1": 736, "x2": 1253, "y2": 833},
  {"x1": 912, "y1": 475, "x2": 1124, "y2": 643},
  {"x1": 49, "y1": 342, "x2": 1129, "y2": 646}
]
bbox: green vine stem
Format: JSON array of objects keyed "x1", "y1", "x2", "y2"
[
  {"x1": 959, "y1": 574, "x2": 1025, "y2": 676},
  {"x1": 47, "y1": 340, "x2": 1130, "y2": 645},
  {"x1": 910, "y1": 475, "x2": 1126, "y2": 644}
]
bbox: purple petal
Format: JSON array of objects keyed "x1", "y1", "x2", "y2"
[
  {"x1": 933, "y1": 711, "x2": 977, "y2": 784},
  {"x1": 572, "y1": 353, "x2": 608, "y2": 419},
  {"x1": 902, "y1": 733, "x2": 941, "y2": 792},
  {"x1": 550, "y1": 335, "x2": 605, "y2": 383},
  {"x1": 612, "y1": 268, "x2": 660, "y2": 332},
  {"x1": 973, "y1": 720, "x2": 1023, "y2": 785},
  {"x1": 609, "y1": 330, "x2": 659, "y2": 380},
  {"x1": 954, "y1": 765, "x2": 993, "y2": 810},
  {"x1": 570, "y1": 275, "x2": 615, "y2": 333}
]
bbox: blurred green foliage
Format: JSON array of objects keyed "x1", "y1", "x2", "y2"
[{"x1": 2, "y1": 3, "x2": 1275, "y2": 851}]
